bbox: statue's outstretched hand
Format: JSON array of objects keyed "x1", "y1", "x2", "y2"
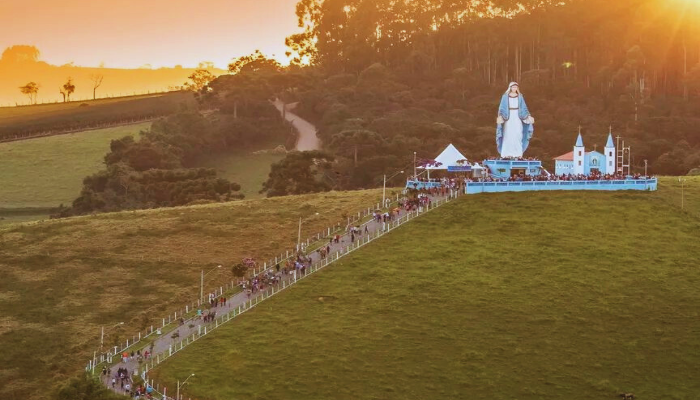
[
  {"x1": 525, "y1": 116, "x2": 535, "y2": 124},
  {"x1": 496, "y1": 115, "x2": 504, "y2": 125}
]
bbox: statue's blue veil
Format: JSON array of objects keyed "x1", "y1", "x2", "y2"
[{"x1": 496, "y1": 82, "x2": 534, "y2": 154}]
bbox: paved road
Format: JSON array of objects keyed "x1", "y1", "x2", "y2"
[
  {"x1": 272, "y1": 99, "x2": 320, "y2": 151},
  {"x1": 99, "y1": 192, "x2": 453, "y2": 395}
]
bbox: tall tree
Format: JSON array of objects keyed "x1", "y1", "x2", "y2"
[
  {"x1": 19, "y1": 82, "x2": 39, "y2": 104},
  {"x1": 60, "y1": 77, "x2": 76, "y2": 102},
  {"x1": 90, "y1": 74, "x2": 104, "y2": 100},
  {"x1": 185, "y1": 69, "x2": 216, "y2": 92}
]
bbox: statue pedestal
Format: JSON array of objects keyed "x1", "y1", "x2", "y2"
[{"x1": 484, "y1": 159, "x2": 543, "y2": 179}]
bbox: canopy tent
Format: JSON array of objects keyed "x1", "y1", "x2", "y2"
[{"x1": 421, "y1": 144, "x2": 468, "y2": 170}]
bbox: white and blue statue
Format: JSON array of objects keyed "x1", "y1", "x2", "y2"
[{"x1": 496, "y1": 82, "x2": 535, "y2": 158}]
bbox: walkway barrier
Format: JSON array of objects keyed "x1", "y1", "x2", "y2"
[
  {"x1": 87, "y1": 190, "x2": 460, "y2": 375},
  {"x1": 140, "y1": 189, "x2": 463, "y2": 397}
]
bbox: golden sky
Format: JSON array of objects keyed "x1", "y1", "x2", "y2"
[{"x1": 0, "y1": 0, "x2": 301, "y2": 69}]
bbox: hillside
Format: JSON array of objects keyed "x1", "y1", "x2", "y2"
[
  {"x1": 148, "y1": 178, "x2": 700, "y2": 400},
  {"x1": 0, "y1": 122, "x2": 152, "y2": 225},
  {"x1": 0, "y1": 91, "x2": 194, "y2": 141},
  {"x1": 0, "y1": 188, "x2": 393, "y2": 399}
]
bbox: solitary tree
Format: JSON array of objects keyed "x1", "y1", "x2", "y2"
[
  {"x1": 90, "y1": 74, "x2": 104, "y2": 99},
  {"x1": 60, "y1": 77, "x2": 75, "y2": 102},
  {"x1": 19, "y1": 82, "x2": 39, "y2": 104}
]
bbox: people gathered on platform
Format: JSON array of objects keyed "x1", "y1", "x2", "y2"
[{"x1": 472, "y1": 171, "x2": 652, "y2": 183}]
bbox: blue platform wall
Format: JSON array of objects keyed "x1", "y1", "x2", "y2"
[{"x1": 465, "y1": 179, "x2": 657, "y2": 194}]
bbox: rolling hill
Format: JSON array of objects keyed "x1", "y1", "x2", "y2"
[
  {"x1": 147, "y1": 178, "x2": 700, "y2": 400},
  {"x1": 0, "y1": 188, "x2": 393, "y2": 399}
]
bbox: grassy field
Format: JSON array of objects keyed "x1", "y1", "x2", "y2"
[
  {"x1": 148, "y1": 177, "x2": 700, "y2": 400},
  {"x1": 0, "y1": 122, "x2": 151, "y2": 213},
  {"x1": 0, "y1": 91, "x2": 194, "y2": 140},
  {"x1": 194, "y1": 151, "x2": 285, "y2": 199},
  {"x1": 0, "y1": 94, "x2": 169, "y2": 120},
  {"x1": 0, "y1": 188, "x2": 392, "y2": 399}
]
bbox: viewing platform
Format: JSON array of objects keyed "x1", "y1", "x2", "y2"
[{"x1": 465, "y1": 178, "x2": 658, "y2": 194}]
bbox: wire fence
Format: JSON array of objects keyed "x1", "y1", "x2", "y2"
[
  {"x1": 0, "y1": 89, "x2": 176, "y2": 108},
  {"x1": 0, "y1": 116, "x2": 161, "y2": 143},
  {"x1": 102, "y1": 189, "x2": 463, "y2": 399}
]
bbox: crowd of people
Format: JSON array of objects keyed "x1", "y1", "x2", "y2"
[{"x1": 471, "y1": 170, "x2": 652, "y2": 183}]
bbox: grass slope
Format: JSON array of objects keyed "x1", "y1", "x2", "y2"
[
  {"x1": 149, "y1": 178, "x2": 700, "y2": 400},
  {"x1": 0, "y1": 92, "x2": 194, "y2": 139},
  {"x1": 0, "y1": 122, "x2": 151, "y2": 211},
  {"x1": 0, "y1": 188, "x2": 392, "y2": 399},
  {"x1": 194, "y1": 151, "x2": 285, "y2": 200}
]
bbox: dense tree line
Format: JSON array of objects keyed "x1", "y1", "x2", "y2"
[{"x1": 267, "y1": 0, "x2": 700, "y2": 192}]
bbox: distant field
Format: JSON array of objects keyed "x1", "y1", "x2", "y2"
[
  {"x1": 0, "y1": 91, "x2": 193, "y2": 140},
  {"x1": 0, "y1": 188, "x2": 390, "y2": 399},
  {"x1": 0, "y1": 93, "x2": 168, "y2": 120},
  {"x1": 194, "y1": 151, "x2": 285, "y2": 199},
  {"x1": 0, "y1": 122, "x2": 150, "y2": 211},
  {"x1": 149, "y1": 178, "x2": 700, "y2": 400}
]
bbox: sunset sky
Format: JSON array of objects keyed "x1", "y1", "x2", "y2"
[{"x1": 0, "y1": 0, "x2": 301, "y2": 69}]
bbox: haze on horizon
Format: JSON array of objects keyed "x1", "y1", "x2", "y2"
[{"x1": 0, "y1": 0, "x2": 301, "y2": 69}]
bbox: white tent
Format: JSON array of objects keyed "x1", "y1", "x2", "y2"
[{"x1": 422, "y1": 144, "x2": 468, "y2": 170}]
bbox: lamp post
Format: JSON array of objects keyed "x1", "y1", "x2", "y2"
[
  {"x1": 413, "y1": 152, "x2": 417, "y2": 181},
  {"x1": 93, "y1": 321, "x2": 123, "y2": 375},
  {"x1": 200, "y1": 265, "x2": 222, "y2": 303},
  {"x1": 383, "y1": 170, "x2": 404, "y2": 208},
  {"x1": 176, "y1": 373, "x2": 195, "y2": 400},
  {"x1": 101, "y1": 322, "x2": 124, "y2": 349},
  {"x1": 644, "y1": 159, "x2": 648, "y2": 177},
  {"x1": 297, "y1": 213, "x2": 320, "y2": 252}
]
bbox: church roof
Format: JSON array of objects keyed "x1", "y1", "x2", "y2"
[
  {"x1": 575, "y1": 133, "x2": 584, "y2": 147},
  {"x1": 554, "y1": 151, "x2": 595, "y2": 161},
  {"x1": 606, "y1": 133, "x2": 614, "y2": 148},
  {"x1": 554, "y1": 151, "x2": 574, "y2": 161}
]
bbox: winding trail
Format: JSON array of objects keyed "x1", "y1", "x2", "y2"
[{"x1": 272, "y1": 99, "x2": 320, "y2": 151}]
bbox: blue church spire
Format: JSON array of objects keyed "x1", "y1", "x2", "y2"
[
  {"x1": 575, "y1": 126, "x2": 583, "y2": 147},
  {"x1": 606, "y1": 126, "x2": 614, "y2": 148}
]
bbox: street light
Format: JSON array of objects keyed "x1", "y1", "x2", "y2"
[
  {"x1": 93, "y1": 321, "x2": 123, "y2": 375},
  {"x1": 383, "y1": 170, "x2": 404, "y2": 208},
  {"x1": 200, "y1": 265, "x2": 222, "y2": 303},
  {"x1": 101, "y1": 321, "x2": 124, "y2": 349},
  {"x1": 297, "y1": 213, "x2": 320, "y2": 252},
  {"x1": 679, "y1": 177, "x2": 686, "y2": 210},
  {"x1": 644, "y1": 159, "x2": 648, "y2": 177},
  {"x1": 176, "y1": 373, "x2": 195, "y2": 400}
]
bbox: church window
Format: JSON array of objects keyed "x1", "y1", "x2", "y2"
[
  {"x1": 609, "y1": 151, "x2": 613, "y2": 156},
  {"x1": 578, "y1": 161, "x2": 582, "y2": 166},
  {"x1": 591, "y1": 158, "x2": 598, "y2": 166},
  {"x1": 578, "y1": 151, "x2": 582, "y2": 156},
  {"x1": 609, "y1": 161, "x2": 612, "y2": 166}
]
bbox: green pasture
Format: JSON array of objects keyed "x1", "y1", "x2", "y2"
[
  {"x1": 149, "y1": 177, "x2": 700, "y2": 400},
  {"x1": 194, "y1": 151, "x2": 285, "y2": 199},
  {"x1": 0, "y1": 122, "x2": 151, "y2": 212}
]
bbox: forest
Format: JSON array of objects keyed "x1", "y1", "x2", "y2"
[
  {"x1": 66, "y1": 0, "x2": 700, "y2": 214},
  {"x1": 276, "y1": 0, "x2": 700, "y2": 186}
]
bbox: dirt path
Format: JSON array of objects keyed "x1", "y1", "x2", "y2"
[{"x1": 272, "y1": 99, "x2": 320, "y2": 151}]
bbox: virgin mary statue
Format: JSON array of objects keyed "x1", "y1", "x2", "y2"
[{"x1": 496, "y1": 82, "x2": 535, "y2": 158}]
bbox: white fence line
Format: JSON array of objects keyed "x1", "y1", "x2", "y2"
[
  {"x1": 138, "y1": 190, "x2": 462, "y2": 397},
  {"x1": 87, "y1": 191, "x2": 429, "y2": 373}
]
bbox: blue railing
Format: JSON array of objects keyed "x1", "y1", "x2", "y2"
[{"x1": 465, "y1": 178, "x2": 658, "y2": 194}]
